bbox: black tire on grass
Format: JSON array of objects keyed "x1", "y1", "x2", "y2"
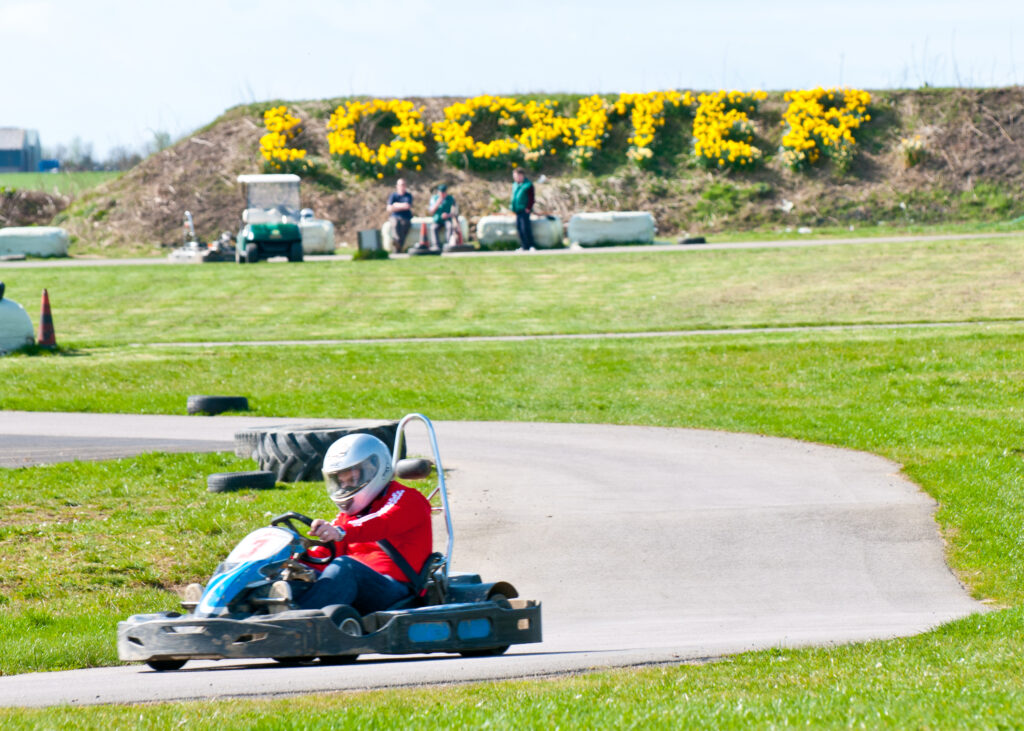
[
  {"x1": 254, "y1": 423, "x2": 404, "y2": 483},
  {"x1": 187, "y1": 395, "x2": 249, "y2": 416},
  {"x1": 207, "y1": 471, "x2": 276, "y2": 493}
]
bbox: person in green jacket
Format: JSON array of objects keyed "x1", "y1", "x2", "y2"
[
  {"x1": 428, "y1": 183, "x2": 456, "y2": 250},
  {"x1": 510, "y1": 168, "x2": 536, "y2": 250}
]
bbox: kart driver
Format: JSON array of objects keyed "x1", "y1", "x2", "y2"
[{"x1": 272, "y1": 433, "x2": 433, "y2": 615}]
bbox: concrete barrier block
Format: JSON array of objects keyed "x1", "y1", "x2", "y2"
[
  {"x1": 0, "y1": 227, "x2": 69, "y2": 257},
  {"x1": 475, "y1": 215, "x2": 563, "y2": 248},
  {"x1": 299, "y1": 219, "x2": 335, "y2": 254},
  {"x1": 381, "y1": 216, "x2": 469, "y2": 252},
  {"x1": 567, "y1": 211, "x2": 655, "y2": 246},
  {"x1": 0, "y1": 298, "x2": 34, "y2": 354}
]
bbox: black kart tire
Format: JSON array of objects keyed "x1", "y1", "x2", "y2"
[
  {"x1": 245, "y1": 242, "x2": 259, "y2": 263},
  {"x1": 319, "y1": 604, "x2": 362, "y2": 664},
  {"x1": 187, "y1": 395, "x2": 249, "y2": 416},
  {"x1": 254, "y1": 423, "x2": 403, "y2": 483},
  {"x1": 207, "y1": 471, "x2": 276, "y2": 493},
  {"x1": 322, "y1": 604, "x2": 363, "y2": 633},
  {"x1": 147, "y1": 659, "x2": 187, "y2": 671},
  {"x1": 273, "y1": 656, "x2": 315, "y2": 665},
  {"x1": 288, "y1": 241, "x2": 304, "y2": 262},
  {"x1": 319, "y1": 655, "x2": 359, "y2": 665},
  {"x1": 459, "y1": 645, "x2": 509, "y2": 657}
]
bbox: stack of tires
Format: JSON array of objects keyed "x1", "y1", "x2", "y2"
[{"x1": 236, "y1": 422, "x2": 404, "y2": 483}]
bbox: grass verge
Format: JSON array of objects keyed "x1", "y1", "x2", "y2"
[{"x1": 2, "y1": 236, "x2": 1024, "y2": 346}]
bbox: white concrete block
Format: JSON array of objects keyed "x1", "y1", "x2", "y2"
[
  {"x1": 567, "y1": 211, "x2": 655, "y2": 246},
  {"x1": 0, "y1": 298, "x2": 34, "y2": 354},
  {"x1": 299, "y1": 219, "x2": 335, "y2": 254},
  {"x1": 381, "y1": 216, "x2": 469, "y2": 252},
  {"x1": 475, "y1": 215, "x2": 563, "y2": 248},
  {"x1": 0, "y1": 227, "x2": 69, "y2": 257}
]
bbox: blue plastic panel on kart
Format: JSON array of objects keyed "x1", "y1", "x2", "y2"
[
  {"x1": 456, "y1": 618, "x2": 492, "y2": 640},
  {"x1": 409, "y1": 621, "x2": 451, "y2": 643}
]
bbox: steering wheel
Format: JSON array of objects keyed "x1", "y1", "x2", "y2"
[{"x1": 270, "y1": 512, "x2": 338, "y2": 566}]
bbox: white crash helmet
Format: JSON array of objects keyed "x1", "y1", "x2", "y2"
[{"x1": 322, "y1": 433, "x2": 394, "y2": 515}]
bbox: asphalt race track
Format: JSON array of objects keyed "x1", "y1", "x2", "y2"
[{"x1": 0, "y1": 412, "x2": 982, "y2": 707}]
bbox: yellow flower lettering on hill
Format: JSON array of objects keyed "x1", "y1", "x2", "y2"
[
  {"x1": 260, "y1": 106, "x2": 309, "y2": 174},
  {"x1": 692, "y1": 90, "x2": 767, "y2": 171},
  {"x1": 779, "y1": 88, "x2": 871, "y2": 172},
  {"x1": 327, "y1": 99, "x2": 427, "y2": 178}
]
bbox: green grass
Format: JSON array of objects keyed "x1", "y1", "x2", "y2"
[
  {"x1": 4, "y1": 236, "x2": 1024, "y2": 347},
  {"x1": 667, "y1": 216, "x2": 1024, "y2": 243},
  {"x1": 5, "y1": 607, "x2": 1024, "y2": 728},
  {"x1": 2, "y1": 241, "x2": 1024, "y2": 725},
  {"x1": 0, "y1": 171, "x2": 119, "y2": 196}
]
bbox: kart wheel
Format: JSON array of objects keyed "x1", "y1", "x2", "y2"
[
  {"x1": 287, "y1": 241, "x2": 304, "y2": 262},
  {"x1": 245, "y1": 243, "x2": 259, "y2": 263},
  {"x1": 323, "y1": 604, "x2": 363, "y2": 634},
  {"x1": 273, "y1": 656, "x2": 315, "y2": 666},
  {"x1": 459, "y1": 646, "x2": 509, "y2": 658},
  {"x1": 147, "y1": 659, "x2": 187, "y2": 671},
  {"x1": 319, "y1": 604, "x2": 362, "y2": 665},
  {"x1": 459, "y1": 592, "x2": 511, "y2": 657},
  {"x1": 319, "y1": 654, "x2": 359, "y2": 665}
]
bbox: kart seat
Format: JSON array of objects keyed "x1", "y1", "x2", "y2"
[{"x1": 378, "y1": 549, "x2": 447, "y2": 611}]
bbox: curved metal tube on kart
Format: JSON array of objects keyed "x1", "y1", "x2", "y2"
[{"x1": 391, "y1": 413, "x2": 453, "y2": 587}]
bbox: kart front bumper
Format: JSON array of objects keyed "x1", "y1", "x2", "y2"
[{"x1": 118, "y1": 600, "x2": 541, "y2": 663}]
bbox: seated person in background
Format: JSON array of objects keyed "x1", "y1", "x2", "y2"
[
  {"x1": 428, "y1": 184, "x2": 456, "y2": 249},
  {"x1": 386, "y1": 178, "x2": 414, "y2": 253}
]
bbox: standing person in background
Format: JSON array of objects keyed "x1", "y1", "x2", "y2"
[
  {"x1": 510, "y1": 168, "x2": 535, "y2": 251},
  {"x1": 428, "y1": 184, "x2": 456, "y2": 250},
  {"x1": 386, "y1": 178, "x2": 414, "y2": 253}
]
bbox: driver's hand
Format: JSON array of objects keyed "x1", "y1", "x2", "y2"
[{"x1": 310, "y1": 519, "x2": 344, "y2": 542}]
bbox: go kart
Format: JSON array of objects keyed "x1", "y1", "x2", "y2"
[{"x1": 117, "y1": 413, "x2": 542, "y2": 671}]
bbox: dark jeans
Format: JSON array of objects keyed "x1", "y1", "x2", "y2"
[
  {"x1": 515, "y1": 210, "x2": 535, "y2": 250},
  {"x1": 432, "y1": 219, "x2": 452, "y2": 249},
  {"x1": 296, "y1": 557, "x2": 411, "y2": 615},
  {"x1": 391, "y1": 216, "x2": 411, "y2": 252}
]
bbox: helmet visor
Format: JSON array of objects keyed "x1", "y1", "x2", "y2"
[{"x1": 324, "y1": 454, "x2": 381, "y2": 504}]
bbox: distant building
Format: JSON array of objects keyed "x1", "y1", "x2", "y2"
[{"x1": 0, "y1": 128, "x2": 41, "y2": 173}]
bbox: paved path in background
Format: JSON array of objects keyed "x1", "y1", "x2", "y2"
[
  {"x1": 0, "y1": 230, "x2": 1020, "y2": 268},
  {"x1": 0, "y1": 412, "x2": 982, "y2": 707}
]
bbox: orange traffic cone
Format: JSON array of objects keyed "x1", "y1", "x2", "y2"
[
  {"x1": 417, "y1": 221, "x2": 429, "y2": 247},
  {"x1": 38, "y1": 289, "x2": 56, "y2": 348}
]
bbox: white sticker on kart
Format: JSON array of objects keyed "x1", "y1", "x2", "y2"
[{"x1": 225, "y1": 527, "x2": 293, "y2": 562}]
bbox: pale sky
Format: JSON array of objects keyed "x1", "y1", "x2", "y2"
[{"x1": 2, "y1": 0, "x2": 1022, "y2": 158}]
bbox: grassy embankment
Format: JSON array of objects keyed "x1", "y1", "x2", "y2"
[
  {"x1": 0, "y1": 172, "x2": 119, "y2": 197},
  {"x1": 1, "y1": 238, "x2": 1024, "y2": 726}
]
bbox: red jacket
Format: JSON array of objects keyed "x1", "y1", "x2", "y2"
[{"x1": 330, "y1": 481, "x2": 433, "y2": 583}]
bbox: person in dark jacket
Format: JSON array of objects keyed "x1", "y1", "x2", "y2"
[
  {"x1": 386, "y1": 178, "x2": 414, "y2": 253},
  {"x1": 510, "y1": 168, "x2": 536, "y2": 251},
  {"x1": 428, "y1": 183, "x2": 456, "y2": 249}
]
